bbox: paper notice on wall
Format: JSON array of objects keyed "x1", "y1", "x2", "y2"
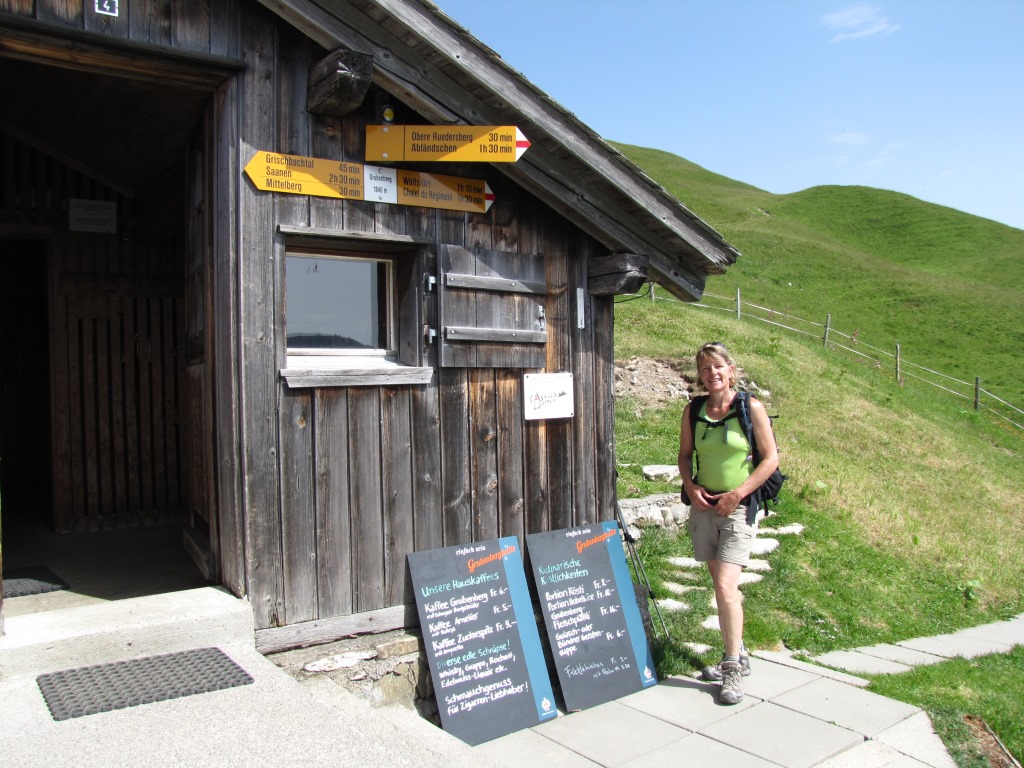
[
  {"x1": 69, "y1": 199, "x2": 117, "y2": 233},
  {"x1": 524, "y1": 372, "x2": 574, "y2": 421}
]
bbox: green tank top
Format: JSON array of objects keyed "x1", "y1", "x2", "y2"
[{"x1": 694, "y1": 400, "x2": 753, "y2": 493}]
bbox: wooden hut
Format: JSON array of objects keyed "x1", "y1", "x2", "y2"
[{"x1": 0, "y1": 0, "x2": 737, "y2": 647}]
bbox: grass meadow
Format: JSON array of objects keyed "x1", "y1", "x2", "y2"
[{"x1": 610, "y1": 145, "x2": 1024, "y2": 764}]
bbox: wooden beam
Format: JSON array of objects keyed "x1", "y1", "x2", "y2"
[
  {"x1": 254, "y1": 603, "x2": 417, "y2": 653},
  {"x1": 0, "y1": 15, "x2": 242, "y2": 88},
  {"x1": 306, "y1": 48, "x2": 373, "y2": 117},
  {"x1": 588, "y1": 252, "x2": 649, "y2": 296}
]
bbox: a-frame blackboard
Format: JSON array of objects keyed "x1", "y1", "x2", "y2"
[
  {"x1": 408, "y1": 536, "x2": 557, "y2": 745},
  {"x1": 526, "y1": 521, "x2": 657, "y2": 711}
]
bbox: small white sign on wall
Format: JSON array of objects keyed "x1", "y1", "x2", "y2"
[
  {"x1": 68, "y1": 199, "x2": 118, "y2": 233},
  {"x1": 524, "y1": 372, "x2": 574, "y2": 421}
]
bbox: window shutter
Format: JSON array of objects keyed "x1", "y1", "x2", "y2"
[{"x1": 438, "y1": 244, "x2": 547, "y2": 368}]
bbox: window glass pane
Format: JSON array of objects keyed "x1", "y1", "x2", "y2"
[{"x1": 286, "y1": 254, "x2": 390, "y2": 350}]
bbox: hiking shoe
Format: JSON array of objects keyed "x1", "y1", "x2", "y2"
[
  {"x1": 719, "y1": 660, "x2": 745, "y2": 705},
  {"x1": 702, "y1": 653, "x2": 751, "y2": 681}
]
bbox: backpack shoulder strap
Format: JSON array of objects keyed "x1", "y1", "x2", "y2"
[
  {"x1": 688, "y1": 395, "x2": 709, "y2": 441},
  {"x1": 736, "y1": 392, "x2": 759, "y2": 459}
]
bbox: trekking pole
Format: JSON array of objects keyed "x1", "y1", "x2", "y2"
[{"x1": 614, "y1": 497, "x2": 670, "y2": 641}]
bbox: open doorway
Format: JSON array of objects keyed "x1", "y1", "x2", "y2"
[{"x1": 0, "y1": 52, "x2": 218, "y2": 620}]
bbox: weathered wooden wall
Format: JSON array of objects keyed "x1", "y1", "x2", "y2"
[{"x1": 225, "y1": 4, "x2": 618, "y2": 635}]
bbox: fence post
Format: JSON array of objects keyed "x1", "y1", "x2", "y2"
[
  {"x1": 896, "y1": 343, "x2": 901, "y2": 382},
  {"x1": 649, "y1": 282, "x2": 655, "y2": 302},
  {"x1": 736, "y1": 288, "x2": 741, "y2": 320},
  {"x1": 975, "y1": 378, "x2": 981, "y2": 411},
  {"x1": 823, "y1": 313, "x2": 831, "y2": 348}
]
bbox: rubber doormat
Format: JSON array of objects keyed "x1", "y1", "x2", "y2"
[
  {"x1": 2, "y1": 565, "x2": 70, "y2": 598},
  {"x1": 37, "y1": 647, "x2": 254, "y2": 721}
]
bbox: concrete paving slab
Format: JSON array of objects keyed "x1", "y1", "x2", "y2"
[
  {"x1": 475, "y1": 727, "x2": 600, "y2": 768},
  {"x1": 531, "y1": 700, "x2": 688, "y2": 767},
  {"x1": 854, "y1": 644, "x2": 946, "y2": 667},
  {"x1": 742, "y1": 658, "x2": 823, "y2": 700},
  {"x1": 618, "y1": 675, "x2": 759, "y2": 730},
  {"x1": 874, "y1": 711, "x2": 957, "y2": 768},
  {"x1": 699, "y1": 701, "x2": 865, "y2": 768},
  {"x1": 0, "y1": 587, "x2": 252, "y2": 680},
  {"x1": 752, "y1": 650, "x2": 870, "y2": 688},
  {"x1": 0, "y1": 641, "x2": 480, "y2": 768},
  {"x1": 955, "y1": 616, "x2": 1024, "y2": 648},
  {"x1": 811, "y1": 650, "x2": 914, "y2": 675},
  {"x1": 816, "y1": 739, "x2": 937, "y2": 768},
  {"x1": 771, "y1": 677, "x2": 919, "y2": 738},
  {"x1": 620, "y1": 732, "x2": 781, "y2": 768},
  {"x1": 897, "y1": 633, "x2": 1013, "y2": 660}
]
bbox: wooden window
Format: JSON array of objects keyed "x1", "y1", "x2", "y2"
[
  {"x1": 279, "y1": 236, "x2": 432, "y2": 387},
  {"x1": 286, "y1": 250, "x2": 393, "y2": 354}
]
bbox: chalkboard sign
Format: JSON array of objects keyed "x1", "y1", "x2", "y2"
[
  {"x1": 408, "y1": 537, "x2": 557, "y2": 745},
  {"x1": 526, "y1": 521, "x2": 657, "y2": 711}
]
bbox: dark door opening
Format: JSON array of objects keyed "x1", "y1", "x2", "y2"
[{"x1": 0, "y1": 239, "x2": 53, "y2": 532}]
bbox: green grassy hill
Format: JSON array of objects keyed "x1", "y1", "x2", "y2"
[
  {"x1": 609, "y1": 144, "x2": 1024, "y2": 763},
  {"x1": 614, "y1": 143, "x2": 1024, "y2": 395}
]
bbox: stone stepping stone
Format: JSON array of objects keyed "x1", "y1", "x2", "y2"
[
  {"x1": 667, "y1": 556, "x2": 702, "y2": 569},
  {"x1": 668, "y1": 570, "x2": 702, "y2": 581},
  {"x1": 702, "y1": 615, "x2": 721, "y2": 631},
  {"x1": 657, "y1": 598, "x2": 689, "y2": 612},
  {"x1": 662, "y1": 581, "x2": 705, "y2": 595},
  {"x1": 684, "y1": 642, "x2": 713, "y2": 655},
  {"x1": 760, "y1": 523, "x2": 805, "y2": 536},
  {"x1": 750, "y1": 538, "x2": 779, "y2": 555},
  {"x1": 745, "y1": 559, "x2": 771, "y2": 572},
  {"x1": 739, "y1": 571, "x2": 764, "y2": 585}
]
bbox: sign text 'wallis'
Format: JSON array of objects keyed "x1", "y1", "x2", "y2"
[
  {"x1": 365, "y1": 125, "x2": 530, "y2": 163},
  {"x1": 243, "y1": 151, "x2": 494, "y2": 213}
]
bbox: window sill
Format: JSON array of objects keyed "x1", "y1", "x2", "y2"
[{"x1": 281, "y1": 356, "x2": 434, "y2": 388}]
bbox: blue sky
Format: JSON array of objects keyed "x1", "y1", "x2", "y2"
[{"x1": 433, "y1": 1, "x2": 1024, "y2": 230}]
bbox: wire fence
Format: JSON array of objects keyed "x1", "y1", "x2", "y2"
[{"x1": 628, "y1": 284, "x2": 1024, "y2": 432}]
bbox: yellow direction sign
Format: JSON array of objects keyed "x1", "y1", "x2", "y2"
[
  {"x1": 244, "y1": 151, "x2": 364, "y2": 199},
  {"x1": 365, "y1": 125, "x2": 530, "y2": 163},
  {"x1": 244, "y1": 151, "x2": 493, "y2": 213}
]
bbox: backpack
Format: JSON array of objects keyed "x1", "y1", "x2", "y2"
[{"x1": 683, "y1": 391, "x2": 786, "y2": 521}]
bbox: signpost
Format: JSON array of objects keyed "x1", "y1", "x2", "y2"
[
  {"x1": 525, "y1": 522, "x2": 657, "y2": 712},
  {"x1": 243, "y1": 151, "x2": 493, "y2": 212},
  {"x1": 408, "y1": 537, "x2": 557, "y2": 745},
  {"x1": 366, "y1": 125, "x2": 530, "y2": 163}
]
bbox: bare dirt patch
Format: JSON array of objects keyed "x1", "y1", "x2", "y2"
[
  {"x1": 963, "y1": 715, "x2": 1021, "y2": 768},
  {"x1": 614, "y1": 357, "x2": 697, "y2": 410}
]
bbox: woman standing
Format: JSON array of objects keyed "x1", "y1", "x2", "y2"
[{"x1": 678, "y1": 342, "x2": 779, "y2": 705}]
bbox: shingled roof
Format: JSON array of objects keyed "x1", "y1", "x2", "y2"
[{"x1": 262, "y1": 0, "x2": 739, "y2": 300}]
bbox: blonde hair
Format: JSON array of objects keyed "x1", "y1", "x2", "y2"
[{"x1": 695, "y1": 342, "x2": 741, "y2": 390}]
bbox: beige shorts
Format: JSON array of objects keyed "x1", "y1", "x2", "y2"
[{"x1": 688, "y1": 504, "x2": 758, "y2": 567}]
